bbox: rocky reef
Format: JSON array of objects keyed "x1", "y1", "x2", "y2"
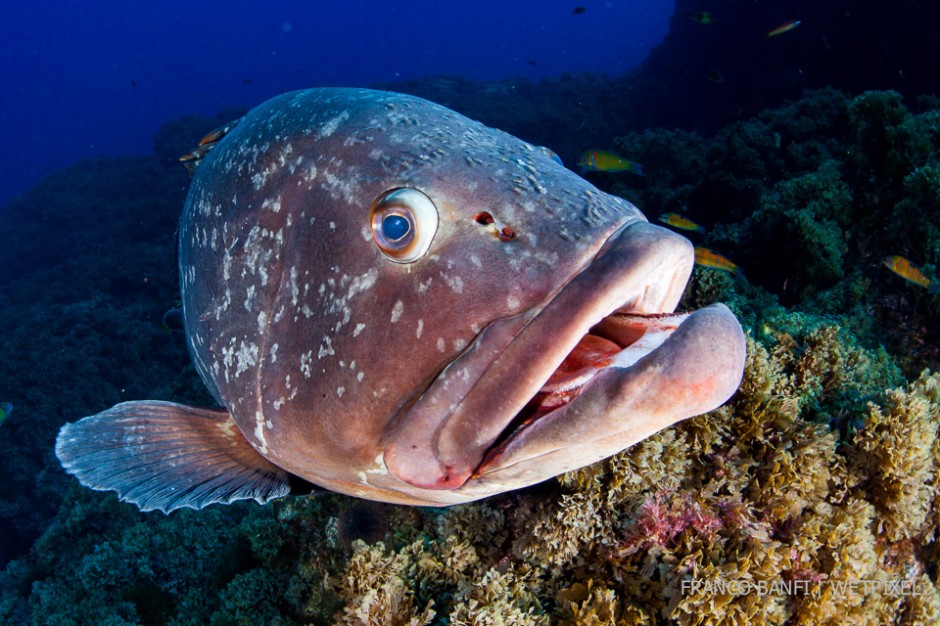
[
  {"x1": 2, "y1": 86, "x2": 940, "y2": 624},
  {"x1": 607, "y1": 88, "x2": 940, "y2": 374}
]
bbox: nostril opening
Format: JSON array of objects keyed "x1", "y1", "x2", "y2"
[
  {"x1": 498, "y1": 226, "x2": 516, "y2": 241},
  {"x1": 474, "y1": 211, "x2": 495, "y2": 225}
]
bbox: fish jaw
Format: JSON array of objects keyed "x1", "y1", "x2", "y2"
[
  {"x1": 383, "y1": 219, "x2": 745, "y2": 494},
  {"x1": 468, "y1": 302, "x2": 744, "y2": 493}
]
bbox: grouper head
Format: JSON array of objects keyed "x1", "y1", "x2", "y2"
[{"x1": 56, "y1": 88, "x2": 746, "y2": 511}]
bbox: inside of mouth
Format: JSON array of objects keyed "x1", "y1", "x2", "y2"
[{"x1": 510, "y1": 310, "x2": 688, "y2": 429}]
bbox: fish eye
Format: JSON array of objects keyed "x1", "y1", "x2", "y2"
[{"x1": 370, "y1": 188, "x2": 438, "y2": 263}]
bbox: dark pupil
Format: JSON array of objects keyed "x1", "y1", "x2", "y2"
[{"x1": 382, "y1": 214, "x2": 410, "y2": 242}]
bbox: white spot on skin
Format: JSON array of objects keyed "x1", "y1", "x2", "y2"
[
  {"x1": 270, "y1": 343, "x2": 278, "y2": 363},
  {"x1": 318, "y1": 336, "x2": 335, "y2": 359},
  {"x1": 322, "y1": 167, "x2": 362, "y2": 204},
  {"x1": 257, "y1": 311, "x2": 267, "y2": 334},
  {"x1": 390, "y1": 300, "x2": 404, "y2": 323},
  {"x1": 261, "y1": 196, "x2": 282, "y2": 213},
  {"x1": 317, "y1": 110, "x2": 350, "y2": 138},
  {"x1": 442, "y1": 273, "x2": 464, "y2": 293},
  {"x1": 367, "y1": 453, "x2": 388, "y2": 475},
  {"x1": 304, "y1": 164, "x2": 318, "y2": 183},
  {"x1": 277, "y1": 143, "x2": 294, "y2": 167},
  {"x1": 337, "y1": 386, "x2": 345, "y2": 397},
  {"x1": 357, "y1": 371, "x2": 364, "y2": 382},
  {"x1": 453, "y1": 338, "x2": 468, "y2": 351},
  {"x1": 353, "y1": 323, "x2": 366, "y2": 337},
  {"x1": 416, "y1": 319, "x2": 424, "y2": 339},
  {"x1": 251, "y1": 166, "x2": 274, "y2": 191},
  {"x1": 241, "y1": 226, "x2": 275, "y2": 287},
  {"x1": 300, "y1": 351, "x2": 314, "y2": 378},
  {"x1": 253, "y1": 410, "x2": 268, "y2": 454},
  {"x1": 437, "y1": 337, "x2": 446, "y2": 352},
  {"x1": 222, "y1": 251, "x2": 233, "y2": 281},
  {"x1": 348, "y1": 269, "x2": 378, "y2": 297},
  {"x1": 235, "y1": 341, "x2": 259, "y2": 377},
  {"x1": 288, "y1": 266, "x2": 300, "y2": 306},
  {"x1": 507, "y1": 294, "x2": 520, "y2": 310}
]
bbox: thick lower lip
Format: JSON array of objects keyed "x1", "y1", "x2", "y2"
[{"x1": 383, "y1": 220, "x2": 696, "y2": 491}]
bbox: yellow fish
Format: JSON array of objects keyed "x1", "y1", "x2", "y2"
[
  {"x1": 882, "y1": 256, "x2": 938, "y2": 292},
  {"x1": 577, "y1": 150, "x2": 644, "y2": 175},
  {"x1": 658, "y1": 212, "x2": 706, "y2": 234},
  {"x1": 695, "y1": 247, "x2": 743, "y2": 277},
  {"x1": 767, "y1": 20, "x2": 801, "y2": 37}
]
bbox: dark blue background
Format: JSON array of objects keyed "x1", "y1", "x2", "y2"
[{"x1": 1, "y1": 1, "x2": 672, "y2": 207}]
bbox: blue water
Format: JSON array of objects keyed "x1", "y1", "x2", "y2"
[{"x1": 1, "y1": 0, "x2": 671, "y2": 208}]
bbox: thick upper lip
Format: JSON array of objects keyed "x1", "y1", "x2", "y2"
[{"x1": 383, "y1": 220, "x2": 698, "y2": 490}]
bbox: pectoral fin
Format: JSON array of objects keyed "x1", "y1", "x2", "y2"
[{"x1": 55, "y1": 401, "x2": 291, "y2": 513}]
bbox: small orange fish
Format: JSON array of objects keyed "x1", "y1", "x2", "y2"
[
  {"x1": 767, "y1": 20, "x2": 801, "y2": 37},
  {"x1": 694, "y1": 247, "x2": 743, "y2": 277},
  {"x1": 198, "y1": 120, "x2": 241, "y2": 146},
  {"x1": 659, "y1": 212, "x2": 706, "y2": 234},
  {"x1": 881, "y1": 256, "x2": 938, "y2": 292},
  {"x1": 180, "y1": 118, "x2": 242, "y2": 176},
  {"x1": 577, "y1": 150, "x2": 644, "y2": 175}
]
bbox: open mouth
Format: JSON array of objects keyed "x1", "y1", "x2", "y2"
[
  {"x1": 483, "y1": 310, "x2": 689, "y2": 456},
  {"x1": 382, "y1": 219, "x2": 724, "y2": 492},
  {"x1": 464, "y1": 298, "x2": 744, "y2": 497}
]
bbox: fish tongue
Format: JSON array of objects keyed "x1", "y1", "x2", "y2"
[{"x1": 541, "y1": 312, "x2": 687, "y2": 395}]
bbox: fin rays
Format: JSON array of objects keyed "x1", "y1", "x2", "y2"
[{"x1": 56, "y1": 401, "x2": 291, "y2": 513}]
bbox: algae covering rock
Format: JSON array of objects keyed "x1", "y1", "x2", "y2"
[
  {"x1": 4, "y1": 88, "x2": 940, "y2": 624},
  {"x1": 14, "y1": 316, "x2": 934, "y2": 625}
]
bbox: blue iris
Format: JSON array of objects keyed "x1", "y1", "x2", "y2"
[{"x1": 382, "y1": 214, "x2": 411, "y2": 242}]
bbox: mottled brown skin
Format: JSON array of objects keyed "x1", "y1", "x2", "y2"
[{"x1": 57, "y1": 88, "x2": 746, "y2": 511}]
